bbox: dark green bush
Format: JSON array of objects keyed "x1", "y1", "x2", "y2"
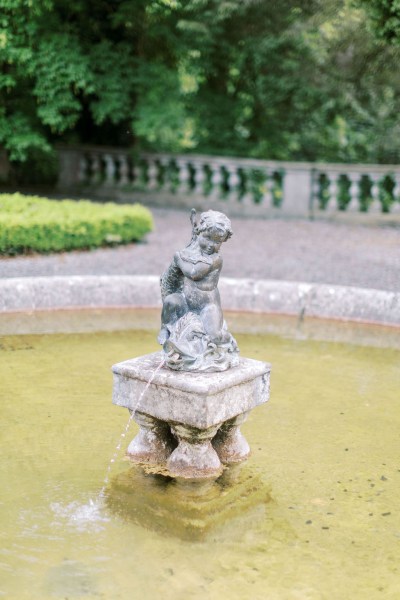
[
  {"x1": 0, "y1": 193, "x2": 153, "y2": 255},
  {"x1": 11, "y1": 149, "x2": 59, "y2": 186}
]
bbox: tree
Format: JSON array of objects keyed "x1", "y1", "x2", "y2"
[
  {"x1": 356, "y1": 0, "x2": 400, "y2": 44},
  {"x1": 0, "y1": 0, "x2": 183, "y2": 161},
  {"x1": 0, "y1": 0, "x2": 321, "y2": 161},
  {"x1": 1, "y1": 0, "x2": 400, "y2": 168},
  {"x1": 296, "y1": 0, "x2": 400, "y2": 163},
  {"x1": 176, "y1": 1, "x2": 323, "y2": 159}
]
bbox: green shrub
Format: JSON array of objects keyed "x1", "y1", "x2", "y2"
[{"x1": 0, "y1": 193, "x2": 153, "y2": 255}]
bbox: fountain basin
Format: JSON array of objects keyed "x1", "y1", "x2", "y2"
[
  {"x1": 1, "y1": 303, "x2": 399, "y2": 598},
  {"x1": 0, "y1": 268, "x2": 400, "y2": 600}
]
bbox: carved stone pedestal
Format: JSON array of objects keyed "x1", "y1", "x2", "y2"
[
  {"x1": 168, "y1": 422, "x2": 222, "y2": 478},
  {"x1": 112, "y1": 352, "x2": 270, "y2": 480},
  {"x1": 126, "y1": 411, "x2": 177, "y2": 464},
  {"x1": 212, "y1": 412, "x2": 251, "y2": 464}
]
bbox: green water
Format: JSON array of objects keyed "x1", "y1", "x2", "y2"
[{"x1": 1, "y1": 326, "x2": 399, "y2": 599}]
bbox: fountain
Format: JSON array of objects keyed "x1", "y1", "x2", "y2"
[
  {"x1": 3, "y1": 207, "x2": 400, "y2": 597},
  {"x1": 112, "y1": 209, "x2": 271, "y2": 479}
]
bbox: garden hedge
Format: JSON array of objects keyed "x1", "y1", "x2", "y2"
[{"x1": 0, "y1": 193, "x2": 153, "y2": 255}]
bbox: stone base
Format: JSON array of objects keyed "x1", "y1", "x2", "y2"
[
  {"x1": 126, "y1": 411, "x2": 177, "y2": 464},
  {"x1": 212, "y1": 412, "x2": 251, "y2": 464},
  {"x1": 112, "y1": 352, "x2": 270, "y2": 480}
]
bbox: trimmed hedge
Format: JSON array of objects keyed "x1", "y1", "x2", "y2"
[{"x1": 0, "y1": 193, "x2": 153, "y2": 255}]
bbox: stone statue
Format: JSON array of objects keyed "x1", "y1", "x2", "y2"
[
  {"x1": 112, "y1": 208, "x2": 271, "y2": 480},
  {"x1": 157, "y1": 209, "x2": 239, "y2": 372}
]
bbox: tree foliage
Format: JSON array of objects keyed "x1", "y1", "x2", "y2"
[
  {"x1": 356, "y1": 0, "x2": 400, "y2": 44},
  {"x1": 1, "y1": 0, "x2": 400, "y2": 166}
]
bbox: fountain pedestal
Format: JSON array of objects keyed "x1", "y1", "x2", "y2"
[{"x1": 112, "y1": 352, "x2": 270, "y2": 479}]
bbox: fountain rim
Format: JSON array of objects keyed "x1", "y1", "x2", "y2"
[{"x1": 0, "y1": 274, "x2": 399, "y2": 328}]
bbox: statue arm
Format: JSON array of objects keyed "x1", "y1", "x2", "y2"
[{"x1": 174, "y1": 251, "x2": 213, "y2": 281}]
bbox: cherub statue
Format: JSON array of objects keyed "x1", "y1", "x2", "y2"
[{"x1": 158, "y1": 209, "x2": 239, "y2": 372}]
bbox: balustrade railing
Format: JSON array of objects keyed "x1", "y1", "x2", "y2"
[
  {"x1": 312, "y1": 166, "x2": 400, "y2": 215},
  {"x1": 72, "y1": 149, "x2": 285, "y2": 206},
  {"x1": 57, "y1": 146, "x2": 400, "y2": 218}
]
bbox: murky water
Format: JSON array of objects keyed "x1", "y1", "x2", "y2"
[{"x1": 1, "y1": 323, "x2": 399, "y2": 599}]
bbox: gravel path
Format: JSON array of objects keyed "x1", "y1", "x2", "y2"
[{"x1": 0, "y1": 208, "x2": 399, "y2": 292}]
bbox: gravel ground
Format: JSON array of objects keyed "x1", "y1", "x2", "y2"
[{"x1": 1, "y1": 208, "x2": 399, "y2": 292}]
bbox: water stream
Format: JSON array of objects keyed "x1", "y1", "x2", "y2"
[
  {"x1": 51, "y1": 355, "x2": 167, "y2": 530},
  {"x1": 100, "y1": 356, "x2": 165, "y2": 495}
]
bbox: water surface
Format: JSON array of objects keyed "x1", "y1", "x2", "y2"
[{"x1": 1, "y1": 326, "x2": 399, "y2": 599}]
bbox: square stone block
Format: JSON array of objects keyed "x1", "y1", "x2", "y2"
[{"x1": 112, "y1": 351, "x2": 270, "y2": 429}]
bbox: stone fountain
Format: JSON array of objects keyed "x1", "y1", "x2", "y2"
[{"x1": 112, "y1": 209, "x2": 271, "y2": 480}]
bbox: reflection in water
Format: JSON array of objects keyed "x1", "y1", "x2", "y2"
[{"x1": 105, "y1": 464, "x2": 276, "y2": 542}]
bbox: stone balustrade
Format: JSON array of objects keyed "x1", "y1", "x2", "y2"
[
  {"x1": 310, "y1": 164, "x2": 400, "y2": 216},
  {"x1": 57, "y1": 145, "x2": 400, "y2": 218}
]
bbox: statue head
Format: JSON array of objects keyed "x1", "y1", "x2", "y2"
[{"x1": 195, "y1": 210, "x2": 233, "y2": 242}]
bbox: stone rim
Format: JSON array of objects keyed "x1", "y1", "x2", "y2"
[{"x1": 0, "y1": 274, "x2": 399, "y2": 327}]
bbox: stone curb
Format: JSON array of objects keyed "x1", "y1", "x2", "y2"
[{"x1": 0, "y1": 275, "x2": 399, "y2": 327}]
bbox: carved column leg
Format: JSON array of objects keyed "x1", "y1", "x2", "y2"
[
  {"x1": 167, "y1": 423, "x2": 222, "y2": 479},
  {"x1": 212, "y1": 412, "x2": 250, "y2": 464},
  {"x1": 127, "y1": 411, "x2": 176, "y2": 465}
]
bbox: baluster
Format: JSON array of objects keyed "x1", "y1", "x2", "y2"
[
  {"x1": 176, "y1": 159, "x2": 191, "y2": 192},
  {"x1": 252, "y1": 168, "x2": 269, "y2": 206},
  {"x1": 272, "y1": 170, "x2": 284, "y2": 209},
  {"x1": 236, "y1": 168, "x2": 247, "y2": 205},
  {"x1": 193, "y1": 162, "x2": 206, "y2": 194},
  {"x1": 209, "y1": 165, "x2": 223, "y2": 199},
  {"x1": 315, "y1": 172, "x2": 329, "y2": 212},
  {"x1": 147, "y1": 159, "x2": 159, "y2": 190},
  {"x1": 78, "y1": 155, "x2": 88, "y2": 184},
  {"x1": 347, "y1": 173, "x2": 360, "y2": 212},
  {"x1": 368, "y1": 174, "x2": 381, "y2": 212},
  {"x1": 155, "y1": 158, "x2": 166, "y2": 189},
  {"x1": 241, "y1": 169, "x2": 256, "y2": 206},
  {"x1": 264, "y1": 169, "x2": 275, "y2": 207},
  {"x1": 132, "y1": 160, "x2": 142, "y2": 187},
  {"x1": 89, "y1": 153, "x2": 102, "y2": 185},
  {"x1": 391, "y1": 174, "x2": 400, "y2": 213},
  {"x1": 250, "y1": 168, "x2": 266, "y2": 206},
  {"x1": 310, "y1": 170, "x2": 321, "y2": 214},
  {"x1": 327, "y1": 173, "x2": 340, "y2": 212},
  {"x1": 118, "y1": 154, "x2": 130, "y2": 186},
  {"x1": 103, "y1": 154, "x2": 116, "y2": 186},
  {"x1": 226, "y1": 165, "x2": 240, "y2": 199}
]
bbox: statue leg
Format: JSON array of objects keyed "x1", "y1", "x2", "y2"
[
  {"x1": 158, "y1": 293, "x2": 188, "y2": 344},
  {"x1": 200, "y1": 304, "x2": 225, "y2": 343}
]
